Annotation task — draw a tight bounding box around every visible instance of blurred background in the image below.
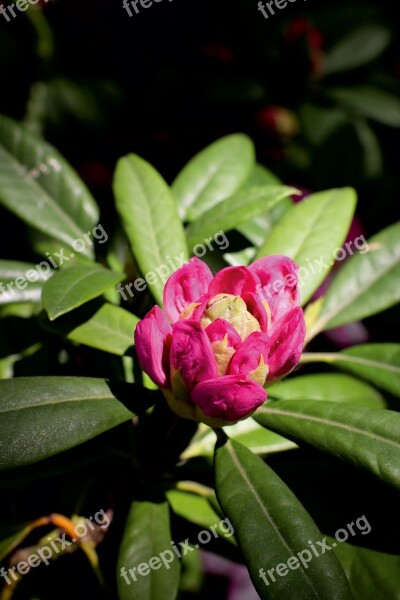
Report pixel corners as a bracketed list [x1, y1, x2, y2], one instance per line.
[0, 0, 399, 597]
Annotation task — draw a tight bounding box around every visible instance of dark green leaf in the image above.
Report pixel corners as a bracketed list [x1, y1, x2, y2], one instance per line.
[329, 537, 400, 600]
[0, 377, 133, 469]
[117, 501, 180, 600]
[328, 87, 400, 127]
[42, 262, 124, 320]
[269, 374, 385, 408]
[300, 344, 400, 398]
[0, 114, 99, 257]
[215, 438, 352, 600]
[255, 400, 400, 489]
[114, 154, 188, 305]
[322, 25, 391, 76]
[309, 222, 400, 335]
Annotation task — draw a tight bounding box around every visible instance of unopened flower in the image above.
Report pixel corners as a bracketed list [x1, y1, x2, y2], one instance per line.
[135, 256, 306, 427]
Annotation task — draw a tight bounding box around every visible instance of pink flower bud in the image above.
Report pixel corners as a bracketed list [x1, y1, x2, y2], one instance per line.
[134, 256, 306, 426]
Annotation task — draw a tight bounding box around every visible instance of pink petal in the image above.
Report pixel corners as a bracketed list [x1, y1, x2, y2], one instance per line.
[249, 255, 300, 326]
[205, 318, 242, 349]
[192, 375, 267, 422]
[170, 320, 217, 389]
[163, 257, 213, 323]
[207, 266, 259, 297]
[134, 306, 171, 387]
[267, 307, 306, 381]
[243, 292, 269, 332]
[229, 331, 270, 377]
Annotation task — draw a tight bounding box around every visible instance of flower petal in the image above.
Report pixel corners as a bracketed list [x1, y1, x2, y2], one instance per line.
[243, 292, 269, 332]
[163, 257, 213, 323]
[250, 255, 300, 327]
[134, 306, 171, 387]
[229, 331, 270, 378]
[170, 320, 217, 389]
[192, 375, 267, 422]
[207, 266, 259, 297]
[205, 318, 242, 349]
[267, 307, 306, 381]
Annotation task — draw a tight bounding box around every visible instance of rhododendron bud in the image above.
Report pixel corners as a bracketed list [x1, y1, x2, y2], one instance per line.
[134, 256, 306, 427]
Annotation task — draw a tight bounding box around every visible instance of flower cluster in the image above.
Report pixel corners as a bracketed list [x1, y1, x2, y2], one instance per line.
[135, 256, 306, 426]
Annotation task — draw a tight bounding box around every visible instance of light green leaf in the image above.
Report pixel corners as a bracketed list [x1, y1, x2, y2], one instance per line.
[113, 154, 188, 305]
[242, 163, 281, 188]
[42, 262, 124, 320]
[269, 373, 386, 408]
[329, 537, 400, 600]
[166, 490, 220, 530]
[117, 501, 180, 600]
[215, 438, 352, 600]
[328, 87, 400, 127]
[186, 186, 297, 248]
[309, 222, 400, 335]
[182, 418, 296, 460]
[237, 198, 293, 248]
[0, 114, 99, 257]
[43, 303, 139, 356]
[0, 260, 49, 305]
[255, 400, 400, 489]
[256, 188, 357, 305]
[323, 25, 391, 76]
[0, 377, 134, 469]
[172, 134, 255, 221]
[300, 344, 400, 398]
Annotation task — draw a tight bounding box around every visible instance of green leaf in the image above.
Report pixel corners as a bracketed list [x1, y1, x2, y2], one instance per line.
[300, 344, 400, 398]
[256, 188, 357, 305]
[329, 537, 400, 600]
[242, 163, 281, 188]
[182, 419, 295, 460]
[269, 374, 386, 408]
[113, 154, 188, 305]
[255, 400, 400, 489]
[166, 490, 221, 530]
[214, 437, 352, 600]
[172, 134, 255, 221]
[328, 87, 400, 127]
[117, 500, 180, 600]
[0, 377, 133, 469]
[0, 260, 49, 305]
[353, 120, 383, 178]
[309, 222, 400, 335]
[42, 262, 124, 320]
[43, 302, 139, 356]
[186, 186, 297, 248]
[322, 25, 391, 76]
[0, 114, 99, 257]
[237, 198, 293, 248]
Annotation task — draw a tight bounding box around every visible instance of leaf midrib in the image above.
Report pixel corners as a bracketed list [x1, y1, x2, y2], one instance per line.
[318, 250, 400, 328]
[226, 442, 321, 597]
[257, 406, 400, 450]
